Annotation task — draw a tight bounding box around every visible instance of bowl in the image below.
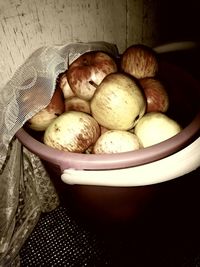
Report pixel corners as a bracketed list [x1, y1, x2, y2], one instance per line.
[15, 52, 200, 224]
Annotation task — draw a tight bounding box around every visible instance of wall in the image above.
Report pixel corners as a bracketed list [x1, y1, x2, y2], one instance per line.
[0, 0, 160, 88]
[1, 0, 199, 88]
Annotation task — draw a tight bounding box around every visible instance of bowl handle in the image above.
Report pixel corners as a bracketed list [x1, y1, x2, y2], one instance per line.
[61, 137, 200, 187]
[154, 41, 199, 53]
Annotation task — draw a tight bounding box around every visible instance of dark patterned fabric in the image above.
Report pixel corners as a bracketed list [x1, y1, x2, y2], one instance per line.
[19, 168, 200, 267]
[19, 206, 109, 267]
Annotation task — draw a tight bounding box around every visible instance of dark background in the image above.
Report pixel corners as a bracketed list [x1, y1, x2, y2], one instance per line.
[156, 0, 200, 44]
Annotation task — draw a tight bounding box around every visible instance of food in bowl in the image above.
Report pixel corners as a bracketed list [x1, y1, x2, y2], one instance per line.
[43, 111, 100, 153]
[120, 44, 159, 79]
[66, 51, 118, 100]
[90, 72, 146, 130]
[92, 130, 141, 154]
[26, 44, 185, 154]
[134, 112, 182, 148]
[26, 87, 65, 131]
[138, 77, 169, 113]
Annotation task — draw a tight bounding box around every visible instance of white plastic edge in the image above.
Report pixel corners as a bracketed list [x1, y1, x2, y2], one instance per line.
[154, 41, 199, 53]
[61, 137, 200, 187]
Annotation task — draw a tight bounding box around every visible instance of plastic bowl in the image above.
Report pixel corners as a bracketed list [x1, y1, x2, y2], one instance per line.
[16, 60, 200, 173]
[16, 54, 200, 223]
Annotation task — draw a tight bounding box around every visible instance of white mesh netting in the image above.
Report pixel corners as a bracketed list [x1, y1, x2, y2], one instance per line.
[0, 41, 119, 166]
[0, 42, 119, 266]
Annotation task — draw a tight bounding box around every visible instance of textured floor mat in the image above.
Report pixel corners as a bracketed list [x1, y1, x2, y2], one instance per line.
[19, 206, 109, 266]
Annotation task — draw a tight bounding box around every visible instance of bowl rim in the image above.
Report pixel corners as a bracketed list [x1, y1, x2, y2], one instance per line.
[15, 60, 200, 172]
[15, 111, 200, 171]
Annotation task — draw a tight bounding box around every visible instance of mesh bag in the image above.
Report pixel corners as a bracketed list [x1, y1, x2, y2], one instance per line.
[0, 41, 119, 266]
[0, 41, 119, 164]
